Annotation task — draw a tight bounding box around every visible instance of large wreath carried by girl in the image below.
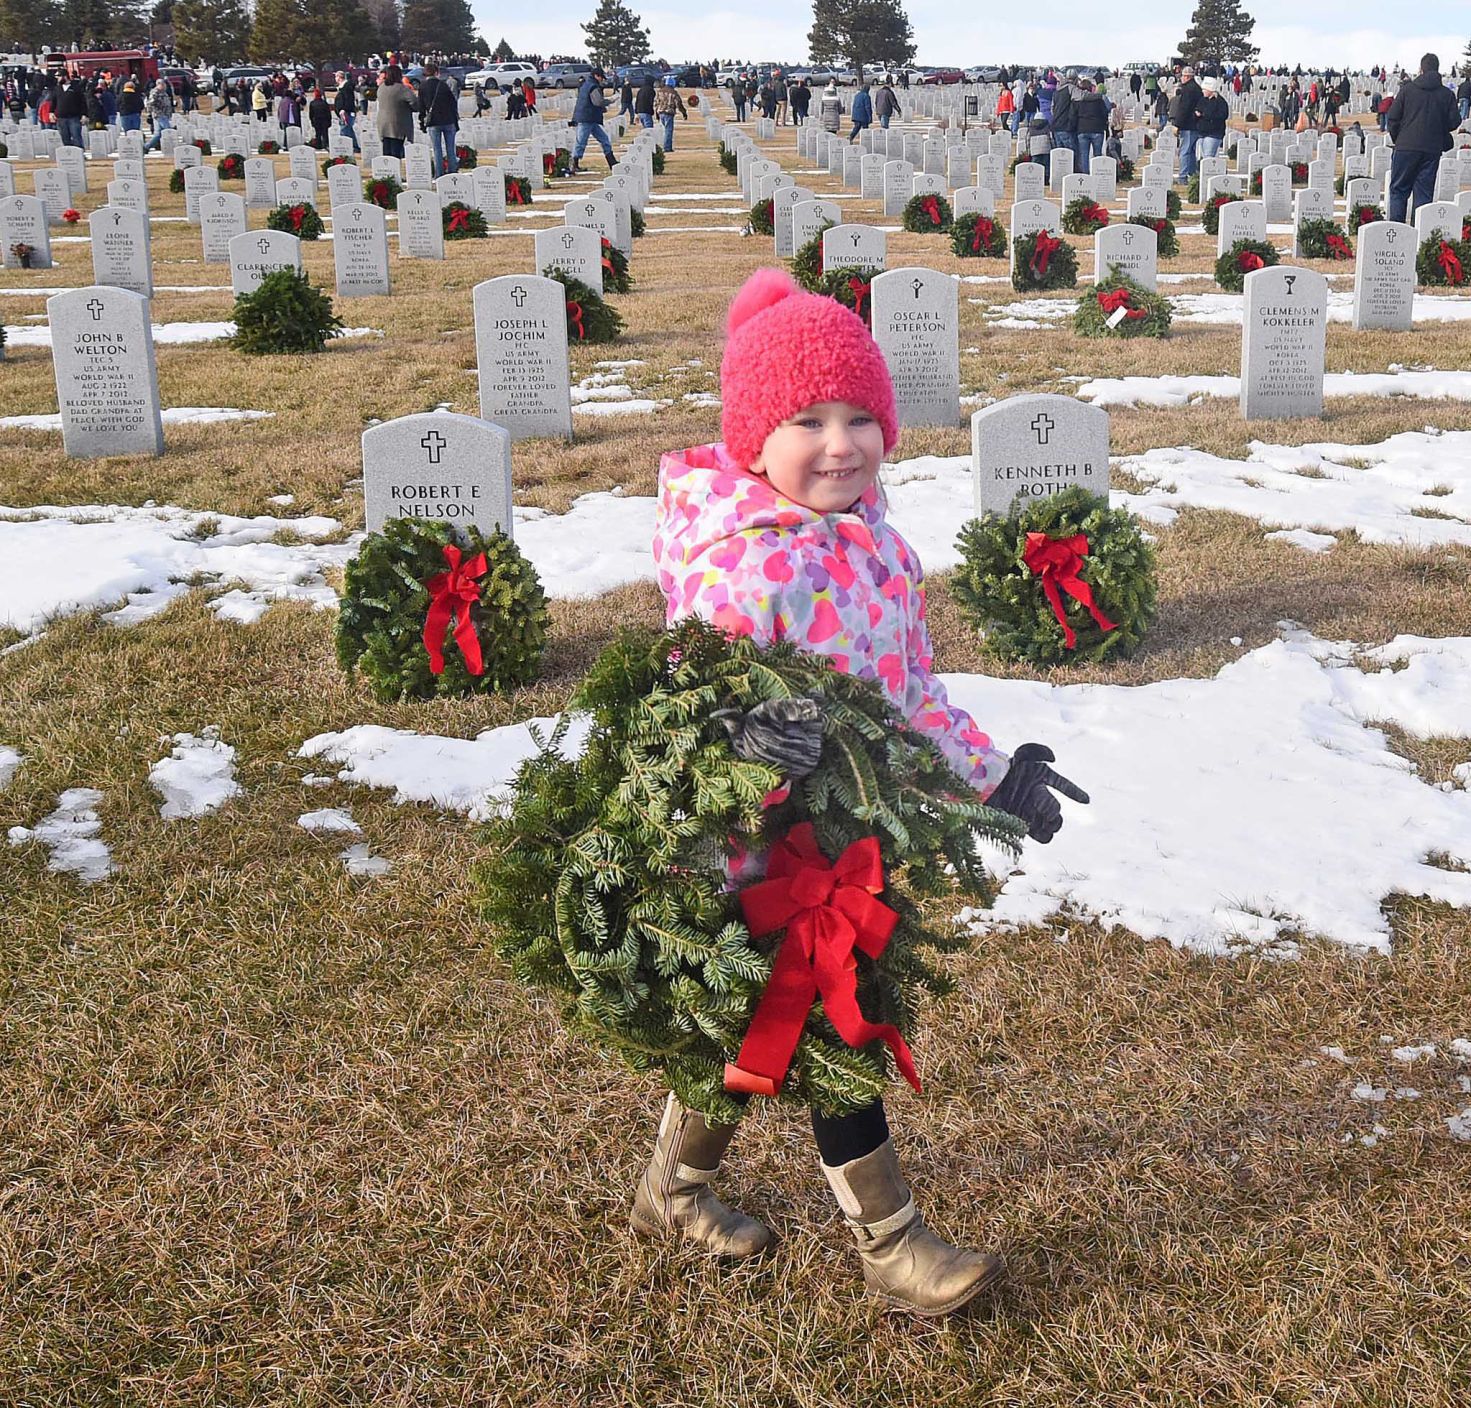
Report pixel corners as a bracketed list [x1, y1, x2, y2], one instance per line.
[477, 619, 1022, 1122]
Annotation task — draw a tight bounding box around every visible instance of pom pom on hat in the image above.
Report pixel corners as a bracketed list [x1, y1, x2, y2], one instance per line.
[720, 267, 899, 471]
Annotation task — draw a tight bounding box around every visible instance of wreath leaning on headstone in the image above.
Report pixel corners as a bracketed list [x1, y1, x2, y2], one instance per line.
[1297, 218, 1353, 261]
[1214, 236, 1280, 292]
[1347, 203, 1383, 235]
[1201, 192, 1238, 236]
[442, 200, 488, 239]
[229, 268, 344, 356]
[901, 191, 952, 233]
[600, 237, 632, 294]
[1011, 228, 1078, 292]
[951, 211, 1007, 258]
[193, 138, 212, 155]
[1116, 155, 1135, 181]
[322, 154, 352, 176]
[454, 143, 478, 169]
[1416, 232, 1471, 288]
[791, 225, 835, 291]
[544, 148, 572, 179]
[1062, 196, 1110, 235]
[257, 139, 280, 155]
[266, 201, 325, 239]
[651, 148, 665, 175]
[631, 208, 646, 238]
[504, 174, 533, 207]
[1129, 214, 1178, 258]
[363, 174, 403, 208]
[1163, 187, 1182, 221]
[818, 265, 875, 327]
[952, 486, 1158, 666]
[717, 141, 738, 175]
[474, 616, 1023, 1124]
[747, 197, 774, 236]
[336, 517, 549, 702]
[168, 168, 186, 193]
[546, 269, 623, 343]
[1073, 270, 1172, 339]
[217, 153, 245, 180]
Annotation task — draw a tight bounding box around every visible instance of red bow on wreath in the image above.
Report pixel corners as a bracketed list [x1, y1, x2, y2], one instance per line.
[447, 206, 470, 232]
[1097, 287, 1146, 320]
[507, 180, 525, 205]
[1325, 233, 1352, 261]
[1085, 202, 1109, 226]
[1356, 206, 1378, 226]
[971, 215, 995, 252]
[543, 152, 555, 174]
[1150, 218, 1167, 233]
[1030, 229, 1062, 278]
[422, 544, 487, 676]
[1238, 250, 1265, 273]
[921, 193, 941, 226]
[847, 275, 871, 320]
[725, 822, 916, 1098]
[1022, 531, 1118, 651]
[288, 204, 306, 231]
[1438, 241, 1464, 285]
[567, 298, 585, 339]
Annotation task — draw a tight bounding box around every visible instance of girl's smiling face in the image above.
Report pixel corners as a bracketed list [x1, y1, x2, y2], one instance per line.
[748, 401, 885, 513]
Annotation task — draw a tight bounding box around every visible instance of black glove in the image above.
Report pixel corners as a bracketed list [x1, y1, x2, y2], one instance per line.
[713, 697, 824, 778]
[985, 743, 1088, 844]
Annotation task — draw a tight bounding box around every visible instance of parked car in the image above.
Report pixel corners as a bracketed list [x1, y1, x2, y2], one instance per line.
[465, 61, 538, 91]
[670, 64, 703, 86]
[615, 64, 662, 86]
[965, 65, 1002, 82]
[920, 67, 963, 85]
[537, 61, 594, 88]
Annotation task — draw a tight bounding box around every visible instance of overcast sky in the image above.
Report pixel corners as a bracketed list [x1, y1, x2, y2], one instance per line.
[471, 1, 1470, 72]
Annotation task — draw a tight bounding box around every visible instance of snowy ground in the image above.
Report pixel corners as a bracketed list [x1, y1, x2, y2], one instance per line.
[295, 627, 1471, 957]
[1079, 368, 1471, 408]
[978, 290, 1471, 329]
[3, 322, 379, 351]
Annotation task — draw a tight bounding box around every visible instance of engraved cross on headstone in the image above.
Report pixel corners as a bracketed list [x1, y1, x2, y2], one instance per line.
[257, 236, 271, 254]
[1031, 412, 1055, 445]
[86, 297, 104, 320]
[421, 429, 447, 464]
[561, 231, 576, 248]
[510, 284, 528, 307]
[911, 277, 924, 298]
[1121, 228, 1135, 244]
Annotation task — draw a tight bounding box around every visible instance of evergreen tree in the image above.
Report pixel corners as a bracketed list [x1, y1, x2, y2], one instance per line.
[582, 0, 649, 67]
[361, 0, 399, 47]
[807, 0, 915, 75]
[1177, 0, 1259, 70]
[493, 35, 514, 61]
[248, 0, 376, 60]
[401, 0, 478, 52]
[0, 0, 60, 48]
[172, 0, 250, 60]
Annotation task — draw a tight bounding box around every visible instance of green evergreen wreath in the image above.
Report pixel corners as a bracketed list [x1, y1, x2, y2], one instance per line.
[322, 154, 352, 176]
[442, 200, 489, 239]
[217, 153, 245, 180]
[548, 269, 624, 343]
[901, 191, 953, 233]
[474, 617, 1022, 1123]
[505, 174, 533, 207]
[651, 147, 665, 175]
[1291, 161, 1309, 185]
[791, 225, 835, 290]
[364, 174, 403, 208]
[266, 201, 325, 239]
[257, 139, 280, 154]
[600, 237, 632, 294]
[1073, 270, 1172, 338]
[1011, 228, 1078, 291]
[168, 168, 185, 193]
[747, 197, 774, 235]
[193, 138, 212, 155]
[953, 487, 1158, 666]
[1214, 236, 1279, 291]
[1202, 192, 1238, 235]
[951, 211, 1007, 257]
[1416, 235, 1471, 288]
[228, 268, 344, 355]
[631, 207, 646, 237]
[543, 148, 572, 179]
[1347, 202, 1383, 235]
[1129, 214, 1178, 257]
[1062, 195, 1110, 234]
[454, 143, 478, 169]
[1164, 187, 1182, 221]
[818, 265, 875, 327]
[1010, 153, 1039, 174]
[1185, 173, 1202, 203]
[1116, 155, 1135, 181]
[1297, 217, 1353, 261]
[717, 141, 738, 175]
[336, 517, 549, 702]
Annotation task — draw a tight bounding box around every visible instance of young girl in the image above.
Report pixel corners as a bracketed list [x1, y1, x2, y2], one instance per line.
[643, 269, 1086, 1316]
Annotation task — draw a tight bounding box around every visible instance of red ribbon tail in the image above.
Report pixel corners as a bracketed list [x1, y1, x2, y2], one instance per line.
[452, 600, 484, 674]
[1038, 574, 1077, 650]
[422, 593, 452, 673]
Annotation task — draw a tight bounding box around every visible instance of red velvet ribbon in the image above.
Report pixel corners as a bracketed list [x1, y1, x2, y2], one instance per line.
[543, 152, 555, 174]
[971, 215, 995, 252]
[1438, 242, 1464, 285]
[846, 275, 870, 320]
[1030, 229, 1061, 278]
[1325, 233, 1352, 261]
[921, 193, 941, 226]
[507, 179, 525, 205]
[287, 204, 306, 231]
[567, 299, 585, 338]
[422, 544, 487, 676]
[1084, 202, 1109, 227]
[447, 206, 469, 232]
[1238, 250, 1265, 273]
[725, 822, 916, 1098]
[1355, 206, 1378, 227]
[1097, 287, 1146, 320]
[1022, 531, 1118, 650]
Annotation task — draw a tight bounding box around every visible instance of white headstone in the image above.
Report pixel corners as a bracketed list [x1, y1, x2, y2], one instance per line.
[1352, 220, 1415, 332]
[1217, 198, 1266, 259]
[333, 201, 391, 298]
[882, 159, 915, 216]
[362, 412, 513, 535]
[229, 228, 303, 295]
[1094, 223, 1157, 291]
[971, 394, 1110, 516]
[244, 157, 276, 209]
[326, 161, 362, 208]
[1240, 265, 1327, 420]
[1414, 200, 1463, 249]
[821, 224, 887, 275]
[791, 198, 841, 252]
[0, 194, 52, 268]
[1009, 199, 1061, 275]
[535, 223, 603, 292]
[396, 188, 445, 259]
[870, 267, 959, 428]
[472, 274, 573, 441]
[88, 205, 151, 295]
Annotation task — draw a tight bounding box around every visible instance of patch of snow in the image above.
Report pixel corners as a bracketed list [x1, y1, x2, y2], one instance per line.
[1390, 1043, 1437, 1063]
[0, 746, 21, 789]
[1351, 1082, 1389, 1102]
[297, 807, 361, 834]
[1319, 1045, 1352, 1063]
[1077, 369, 1471, 408]
[340, 842, 392, 876]
[1452, 1038, 1471, 1059]
[3, 322, 378, 351]
[1447, 1110, 1471, 1140]
[0, 284, 230, 296]
[1265, 529, 1337, 553]
[149, 727, 241, 819]
[7, 787, 114, 882]
[267, 494, 296, 506]
[0, 407, 273, 430]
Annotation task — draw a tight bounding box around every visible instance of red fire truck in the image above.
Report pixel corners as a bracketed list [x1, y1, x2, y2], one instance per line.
[44, 49, 161, 84]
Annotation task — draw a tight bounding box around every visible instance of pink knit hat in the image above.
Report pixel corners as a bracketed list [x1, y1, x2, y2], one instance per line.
[720, 268, 898, 470]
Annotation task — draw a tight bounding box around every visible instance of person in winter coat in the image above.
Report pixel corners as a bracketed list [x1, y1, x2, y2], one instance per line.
[54, 76, 86, 148]
[417, 64, 460, 176]
[1026, 116, 1052, 178]
[334, 74, 360, 151]
[1387, 53, 1460, 222]
[732, 76, 747, 120]
[1194, 76, 1229, 159]
[570, 68, 615, 172]
[634, 73, 656, 127]
[307, 89, 332, 147]
[1038, 75, 1056, 125]
[790, 79, 809, 124]
[1021, 80, 1040, 126]
[252, 81, 269, 121]
[142, 79, 173, 152]
[773, 75, 788, 124]
[875, 80, 900, 129]
[1458, 73, 1471, 124]
[374, 65, 416, 158]
[521, 76, 536, 115]
[994, 81, 1013, 129]
[1168, 66, 1203, 180]
[1071, 79, 1107, 173]
[117, 79, 143, 133]
[276, 88, 300, 140]
[618, 78, 633, 119]
[654, 76, 686, 152]
[643, 266, 1085, 1317]
[819, 81, 842, 134]
[848, 81, 873, 141]
[1049, 77, 1075, 162]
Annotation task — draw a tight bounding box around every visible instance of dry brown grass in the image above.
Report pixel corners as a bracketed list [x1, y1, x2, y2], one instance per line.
[2, 110, 1471, 1407]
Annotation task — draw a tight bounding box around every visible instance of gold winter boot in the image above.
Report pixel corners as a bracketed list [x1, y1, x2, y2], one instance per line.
[821, 1139, 1005, 1316]
[629, 1093, 774, 1258]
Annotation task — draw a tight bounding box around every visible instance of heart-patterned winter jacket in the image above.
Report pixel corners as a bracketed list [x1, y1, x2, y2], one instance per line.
[652, 442, 1010, 799]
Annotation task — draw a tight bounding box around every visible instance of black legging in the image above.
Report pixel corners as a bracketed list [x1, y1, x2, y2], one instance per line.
[730, 1093, 890, 1164]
